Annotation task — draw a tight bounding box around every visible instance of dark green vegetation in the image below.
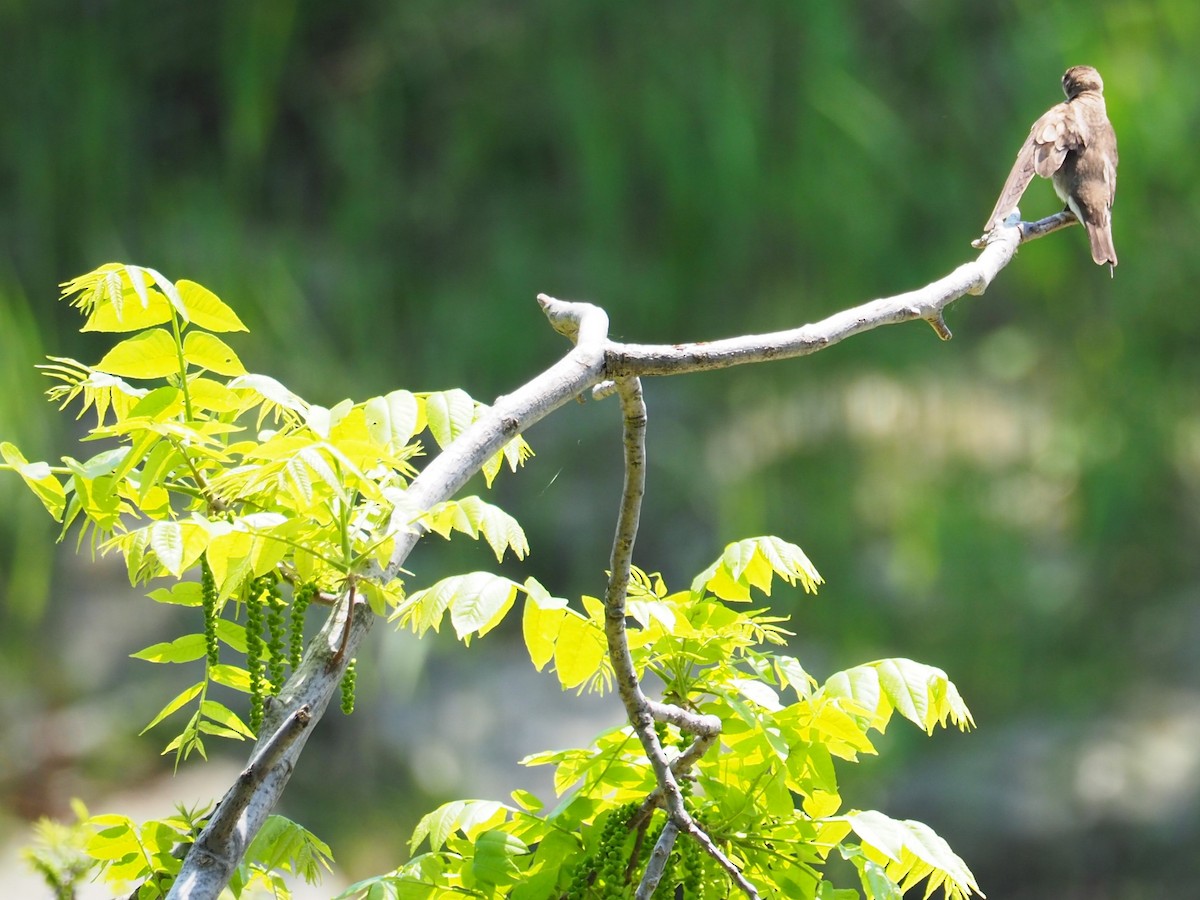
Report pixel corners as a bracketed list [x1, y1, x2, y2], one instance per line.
[1, 3, 1197, 897]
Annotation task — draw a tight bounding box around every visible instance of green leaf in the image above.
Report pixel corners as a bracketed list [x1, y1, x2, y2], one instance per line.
[214, 619, 248, 653]
[200, 700, 255, 739]
[140, 267, 188, 322]
[447, 573, 520, 642]
[245, 815, 334, 884]
[552, 609, 607, 691]
[364, 390, 422, 451]
[95, 329, 180, 379]
[410, 800, 508, 854]
[138, 440, 185, 504]
[842, 810, 982, 900]
[209, 663, 252, 692]
[509, 789, 543, 812]
[139, 681, 204, 733]
[136, 520, 210, 580]
[472, 829, 528, 885]
[149, 521, 185, 577]
[522, 583, 568, 671]
[147, 582, 204, 607]
[176, 280, 247, 332]
[394, 572, 521, 643]
[188, 377, 242, 413]
[82, 288, 172, 333]
[182, 332, 247, 376]
[226, 373, 309, 419]
[821, 659, 974, 735]
[1, 442, 66, 520]
[691, 536, 823, 601]
[424, 388, 476, 449]
[131, 634, 207, 664]
[421, 496, 529, 562]
[85, 815, 141, 861]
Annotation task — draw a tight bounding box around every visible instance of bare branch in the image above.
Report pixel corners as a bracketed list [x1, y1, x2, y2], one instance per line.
[600, 378, 678, 796]
[636, 820, 680, 900]
[683, 818, 763, 898]
[203, 706, 311, 851]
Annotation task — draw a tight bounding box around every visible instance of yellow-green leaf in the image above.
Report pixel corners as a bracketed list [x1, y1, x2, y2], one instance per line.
[188, 377, 242, 413]
[200, 699, 255, 738]
[146, 582, 203, 607]
[522, 581, 568, 671]
[842, 810, 981, 900]
[424, 388, 476, 449]
[139, 681, 204, 733]
[210, 663, 252, 692]
[552, 611, 606, 690]
[364, 390, 422, 451]
[82, 288, 173, 333]
[692, 536, 823, 601]
[96, 329, 180, 379]
[149, 521, 185, 576]
[183, 332, 246, 376]
[447, 572, 520, 642]
[0, 442, 66, 520]
[177, 279, 247, 332]
[131, 633, 207, 664]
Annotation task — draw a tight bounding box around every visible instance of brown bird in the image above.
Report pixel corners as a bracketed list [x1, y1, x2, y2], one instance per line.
[984, 65, 1119, 275]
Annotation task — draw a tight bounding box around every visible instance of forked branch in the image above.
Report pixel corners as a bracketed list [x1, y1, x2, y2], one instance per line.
[171, 214, 1062, 899]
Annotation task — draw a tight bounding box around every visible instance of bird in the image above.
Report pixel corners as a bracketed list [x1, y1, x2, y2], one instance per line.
[983, 65, 1118, 275]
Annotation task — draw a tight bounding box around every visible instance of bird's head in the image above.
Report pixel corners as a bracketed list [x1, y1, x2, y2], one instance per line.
[1062, 65, 1104, 99]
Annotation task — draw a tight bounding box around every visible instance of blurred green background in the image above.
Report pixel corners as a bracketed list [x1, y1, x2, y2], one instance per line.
[2, 2, 1198, 897]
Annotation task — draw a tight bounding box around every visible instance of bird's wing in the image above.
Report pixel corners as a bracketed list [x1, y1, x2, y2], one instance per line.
[983, 101, 1086, 230]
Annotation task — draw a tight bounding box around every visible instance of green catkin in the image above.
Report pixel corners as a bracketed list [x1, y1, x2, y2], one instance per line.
[288, 583, 315, 671]
[564, 802, 637, 899]
[265, 579, 286, 693]
[245, 580, 266, 733]
[340, 658, 357, 715]
[200, 557, 219, 667]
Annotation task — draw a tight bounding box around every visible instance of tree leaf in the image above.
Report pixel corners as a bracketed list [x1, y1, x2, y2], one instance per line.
[472, 829, 528, 885]
[364, 390, 422, 451]
[0, 442, 66, 520]
[131, 633, 208, 664]
[691, 536, 823, 601]
[182, 332, 247, 376]
[95, 329, 180, 379]
[209, 663, 252, 693]
[424, 388, 476, 449]
[200, 700, 255, 739]
[147, 582, 204, 607]
[176, 279, 247, 332]
[553, 610, 607, 690]
[842, 810, 982, 900]
[410, 800, 508, 854]
[447, 572, 520, 642]
[82, 288, 173, 333]
[139, 681, 204, 733]
[421, 496, 529, 562]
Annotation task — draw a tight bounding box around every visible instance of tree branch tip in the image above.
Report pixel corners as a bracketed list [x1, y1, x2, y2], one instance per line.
[925, 314, 953, 341]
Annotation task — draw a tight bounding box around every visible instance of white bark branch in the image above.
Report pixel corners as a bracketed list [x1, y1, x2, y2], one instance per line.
[170, 215, 1049, 898]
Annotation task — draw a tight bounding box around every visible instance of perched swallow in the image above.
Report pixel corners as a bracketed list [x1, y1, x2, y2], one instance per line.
[984, 65, 1118, 274]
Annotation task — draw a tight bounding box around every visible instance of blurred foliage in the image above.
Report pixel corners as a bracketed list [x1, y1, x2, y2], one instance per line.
[2, 1, 1198, 897]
